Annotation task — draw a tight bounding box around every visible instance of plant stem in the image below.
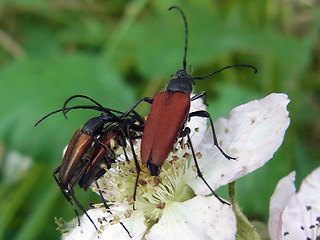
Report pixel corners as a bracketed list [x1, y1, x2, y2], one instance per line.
[229, 181, 261, 240]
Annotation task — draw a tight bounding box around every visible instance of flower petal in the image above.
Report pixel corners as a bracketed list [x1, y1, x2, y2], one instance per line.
[145, 195, 236, 240]
[268, 171, 296, 240]
[63, 206, 147, 240]
[295, 166, 320, 221]
[281, 167, 320, 239]
[189, 93, 290, 194]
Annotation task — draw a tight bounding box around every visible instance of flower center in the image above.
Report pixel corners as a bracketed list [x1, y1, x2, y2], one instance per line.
[94, 137, 198, 224]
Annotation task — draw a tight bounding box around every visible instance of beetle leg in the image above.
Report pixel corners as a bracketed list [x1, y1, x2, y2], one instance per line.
[190, 91, 207, 102]
[128, 123, 145, 134]
[188, 110, 237, 161]
[94, 181, 111, 212]
[53, 167, 81, 227]
[65, 164, 100, 229]
[98, 141, 114, 159]
[179, 126, 191, 138]
[186, 134, 230, 205]
[54, 165, 99, 231]
[122, 144, 131, 163]
[93, 137, 116, 161]
[123, 97, 154, 117]
[69, 190, 99, 231]
[95, 181, 132, 238]
[125, 125, 141, 210]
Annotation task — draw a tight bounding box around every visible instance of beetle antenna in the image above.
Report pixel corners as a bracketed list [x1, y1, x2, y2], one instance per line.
[169, 6, 188, 71]
[62, 95, 142, 121]
[193, 64, 257, 80]
[34, 104, 142, 127]
[62, 95, 109, 118]
[34, 105, 123, 127]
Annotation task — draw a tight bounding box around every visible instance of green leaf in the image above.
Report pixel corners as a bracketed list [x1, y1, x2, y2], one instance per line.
[0, 53, 136, 162]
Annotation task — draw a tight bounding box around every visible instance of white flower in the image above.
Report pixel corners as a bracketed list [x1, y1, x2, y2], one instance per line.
[269, 167, 320, 240]
[63, 93, 290, 240]
[2, 151, 33, 183]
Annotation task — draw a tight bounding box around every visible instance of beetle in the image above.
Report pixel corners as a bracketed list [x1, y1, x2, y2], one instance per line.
[35, 95, 144, 234]
[53, 114, 142, 234]
[125, 6, 257, 204]
[58, 95, 145, 202]
[78, 117, 144, 192]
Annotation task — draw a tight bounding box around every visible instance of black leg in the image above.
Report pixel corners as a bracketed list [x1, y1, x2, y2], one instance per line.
[188, 110, 236, 160]
[53, 167, 81, 226]
[190, 91, 206, 102]
[186, 134, 230, 205]
[123, 97, 153, 117]
[53, 166, 99, 231]
[95, 181, 132, 238]
[70, 191, 99, 231]
[126, 125, 141, 210]
[95, 181, 112, 212]
[129, 139, 141, 210]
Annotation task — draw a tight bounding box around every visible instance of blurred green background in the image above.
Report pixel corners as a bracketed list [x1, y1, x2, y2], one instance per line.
[0, 0, 319, 239]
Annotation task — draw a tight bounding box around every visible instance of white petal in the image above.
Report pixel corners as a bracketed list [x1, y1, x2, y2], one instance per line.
[268, 171, 296, 240]
[296, 166, 320, 219]
[281, 167, 320, 239]
[187, 94, 208, 149]
[145, 196, 236, 240]
[281, 196, 306, 239]
[189, 93, 290, 193]
[63, 206, 147, 240]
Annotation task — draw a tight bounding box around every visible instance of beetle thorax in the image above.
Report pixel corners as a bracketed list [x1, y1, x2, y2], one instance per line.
[166, 70, 194, 95]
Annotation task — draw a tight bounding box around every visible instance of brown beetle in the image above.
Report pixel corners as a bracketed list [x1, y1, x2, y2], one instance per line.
[36, 96, 144, 234]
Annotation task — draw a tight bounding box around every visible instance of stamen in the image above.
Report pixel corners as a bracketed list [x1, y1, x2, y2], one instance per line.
[91, 126, 202, 230]
[283, 206, 320, 240]
[301, 205, 320, 240]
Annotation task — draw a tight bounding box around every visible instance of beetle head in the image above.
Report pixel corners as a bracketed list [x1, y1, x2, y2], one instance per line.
[82, 114, 116, 135]
[166, 69, 194, 95]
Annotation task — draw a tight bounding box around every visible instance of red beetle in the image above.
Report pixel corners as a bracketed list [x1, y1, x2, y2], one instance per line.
[126, 6, 257, 203]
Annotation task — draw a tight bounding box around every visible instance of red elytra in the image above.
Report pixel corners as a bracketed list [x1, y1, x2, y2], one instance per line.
[141, 91, 190, 171]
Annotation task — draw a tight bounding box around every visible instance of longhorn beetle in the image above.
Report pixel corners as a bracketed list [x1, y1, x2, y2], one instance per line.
[125, 6, 257, 204]
[35, 95, 144, 235]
